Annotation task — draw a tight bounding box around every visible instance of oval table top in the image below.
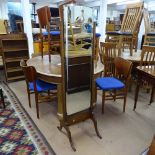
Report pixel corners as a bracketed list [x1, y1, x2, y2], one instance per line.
[27, 55, 104, 81]
[121, 51, 141, 62]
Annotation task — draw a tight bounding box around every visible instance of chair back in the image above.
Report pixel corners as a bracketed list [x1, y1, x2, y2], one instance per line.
[140, 45, 155, 67]
[20, 60, 37, 83]
[37, 6, 51, 60]
[143, 9, 151, 34]
[100, 42, 118, 76]
[37, 6, 51, 29]
[114, 57, 132, 85]
[121, 2, 143, 34]
[15, 20, 24, 33]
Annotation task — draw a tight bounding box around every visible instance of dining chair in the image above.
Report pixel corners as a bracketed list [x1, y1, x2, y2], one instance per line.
[96, 57, 132, 114]
[143, 9, 155, 46]
[106, 2, 143, 56]
[20, 60, 57, 119]
[99, 42, 118, 76]
[37, 6, 60, 61]
[140, 45, 155, 104]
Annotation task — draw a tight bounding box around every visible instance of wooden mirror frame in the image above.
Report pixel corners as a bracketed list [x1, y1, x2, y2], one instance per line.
[58, 1, 102, 151]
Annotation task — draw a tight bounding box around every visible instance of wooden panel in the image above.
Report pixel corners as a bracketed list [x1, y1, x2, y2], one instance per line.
[67, 56, 91, 93]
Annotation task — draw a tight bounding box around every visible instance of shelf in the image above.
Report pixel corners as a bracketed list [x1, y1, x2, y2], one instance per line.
[7, 67, 22, 73]
[2, 38, 27, 41]
[1, 34, 29, 82]
[3, 48, 28, 52]
[5, 57, 29, 63]
[7, 75, 25, 81]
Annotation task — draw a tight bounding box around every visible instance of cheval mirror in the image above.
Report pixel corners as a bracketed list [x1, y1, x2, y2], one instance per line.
[58, 1, 102, 151]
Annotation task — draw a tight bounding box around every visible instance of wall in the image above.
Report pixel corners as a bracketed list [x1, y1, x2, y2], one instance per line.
[0, 0, 8, 19]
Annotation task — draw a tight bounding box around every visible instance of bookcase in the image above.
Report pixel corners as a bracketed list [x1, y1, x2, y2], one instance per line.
[0, 34, 29, 82]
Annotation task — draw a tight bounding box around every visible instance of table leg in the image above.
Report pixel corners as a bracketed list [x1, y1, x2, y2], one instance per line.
[149, 86, 154, 105]
[134, 79, 141, 110]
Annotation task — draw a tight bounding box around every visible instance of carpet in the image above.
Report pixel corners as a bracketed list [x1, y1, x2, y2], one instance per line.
[0, 82, 55, 155]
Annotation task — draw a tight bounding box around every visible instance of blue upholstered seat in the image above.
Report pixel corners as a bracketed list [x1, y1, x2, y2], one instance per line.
[96, 77, 125, 91]
[43, 31, 60, 36]
[29, 80, 56, 92]
[147, 32, 155, 36]
[96, 33, 101, 38]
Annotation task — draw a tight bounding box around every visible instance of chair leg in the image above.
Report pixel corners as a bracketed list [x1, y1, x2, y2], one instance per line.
[48, 90, 50, 96]
[123, 95, 127, 112]
[113, 90, 116, 101]
[130, 42, 133, 56]
[102, 91, 105, 114]
[149, 87, 154, 105]
[35, 92, 39, 119]
[27, 90, 31, 108]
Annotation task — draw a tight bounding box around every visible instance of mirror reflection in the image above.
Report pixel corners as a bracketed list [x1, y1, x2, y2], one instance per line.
[64, 5, 94, 114]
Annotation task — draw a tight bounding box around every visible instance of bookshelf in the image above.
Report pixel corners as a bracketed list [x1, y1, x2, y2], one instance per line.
[0, 34, 29, 82]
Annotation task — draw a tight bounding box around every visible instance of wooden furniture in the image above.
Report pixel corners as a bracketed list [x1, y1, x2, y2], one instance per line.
[96, 57, 132, 113]
[106, 23, 115, 32]
[134, 65, 155, 110]
[68, 17, 91, 50]
[0, 19, 7, 34]
[100, 42, 118, 76]
[37, 6, 60, 61]
[143, 9, 155, 46]
[20, 59, 57, 119]
[94, 33, 101, 61]
[15, 20, 24, 33]
[0, 34, 29, 82]
[106, 2, 143, 56]
[67, 55, 91, 93]
[147, 135, 155, 155]
[0, 89, 5, 108]
[134, 46, 155, 110]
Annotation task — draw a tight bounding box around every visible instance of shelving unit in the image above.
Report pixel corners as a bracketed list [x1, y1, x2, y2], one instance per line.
[0, 34, 29, 82]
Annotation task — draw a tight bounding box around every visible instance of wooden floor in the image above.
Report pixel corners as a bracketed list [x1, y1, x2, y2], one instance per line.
[8, 80, 155, 155]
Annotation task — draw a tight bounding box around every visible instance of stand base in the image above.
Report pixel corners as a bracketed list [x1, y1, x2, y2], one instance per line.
[58, 108, 102, 151]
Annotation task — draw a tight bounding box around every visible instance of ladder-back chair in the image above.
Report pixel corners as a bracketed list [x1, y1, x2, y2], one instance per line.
[106, 2, 144, 56]
[100, 42, 118, 76]
[143, 9, 155, 46]
[140, 45, 155, 104]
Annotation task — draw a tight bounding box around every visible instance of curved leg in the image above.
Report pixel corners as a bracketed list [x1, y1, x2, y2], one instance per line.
[57, 123, 63, 131]
[91, 114, 102, 139]
[57, 122, 76, 151]
[63, 125, 76, 152]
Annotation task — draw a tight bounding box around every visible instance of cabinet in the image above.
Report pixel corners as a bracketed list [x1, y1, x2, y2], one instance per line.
[1, 34, 29, 82]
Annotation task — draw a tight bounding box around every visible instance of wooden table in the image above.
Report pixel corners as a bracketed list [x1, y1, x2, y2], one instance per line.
[27, 55, 104, 119]
[121, 51, 141, 62]
[134, 66, 155, 110]
[121, 51, 142, 78]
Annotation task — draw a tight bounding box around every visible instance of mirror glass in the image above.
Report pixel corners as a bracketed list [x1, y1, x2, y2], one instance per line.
[63, 5, 94, 115]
